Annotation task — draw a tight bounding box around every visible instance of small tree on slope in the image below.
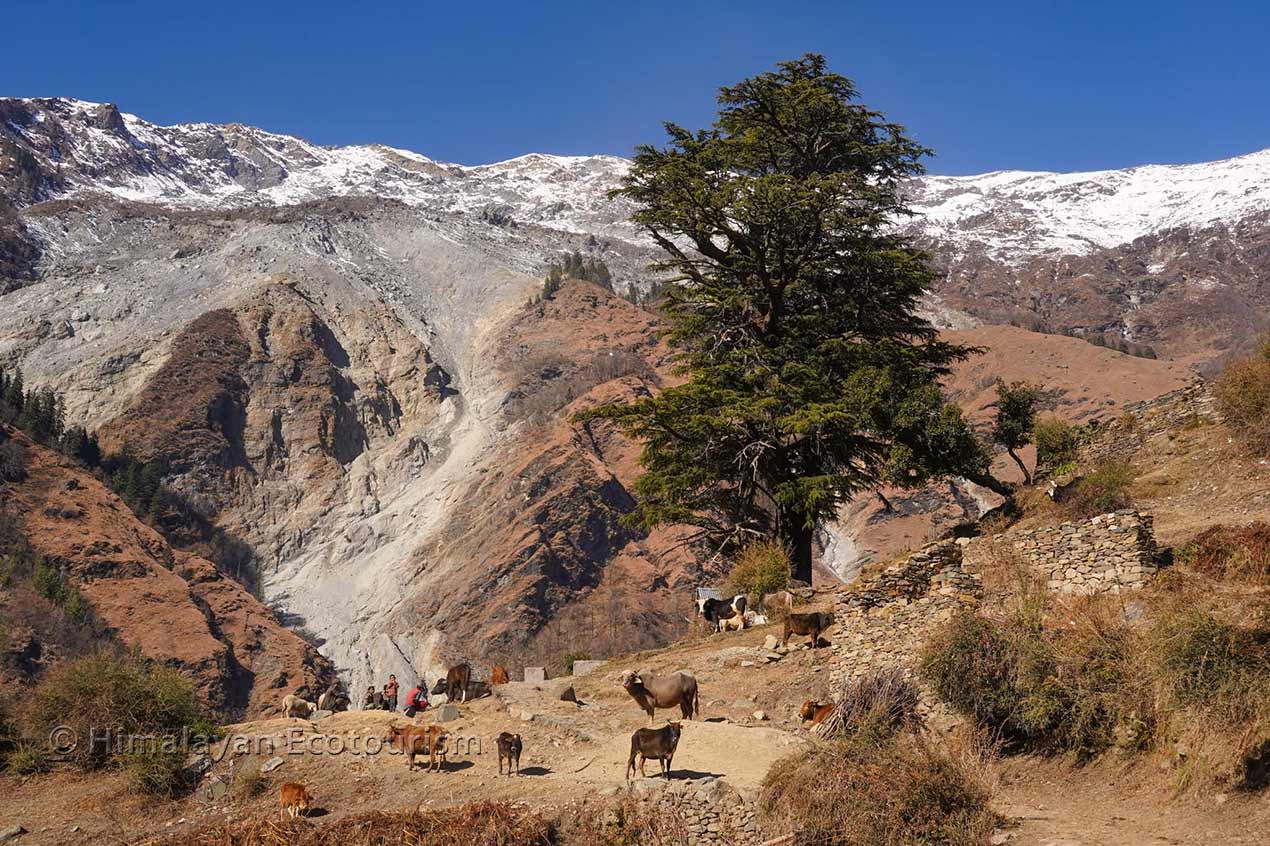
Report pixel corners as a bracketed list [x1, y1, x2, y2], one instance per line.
[579, 54, 992, 582]
[992, 380, 1040, 485]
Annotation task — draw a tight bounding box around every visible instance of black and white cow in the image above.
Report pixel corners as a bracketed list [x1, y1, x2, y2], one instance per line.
[696, 594, 747, 632]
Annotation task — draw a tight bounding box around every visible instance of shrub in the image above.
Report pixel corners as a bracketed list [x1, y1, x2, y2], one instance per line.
[828, 667, 922, 741]
[1150, 607, 1270, 720]
[759, 731, 998, 846]
[4, 742, 44, 775]
[1033, 416, 1079, 471]
[1215, 336, 1270, 455]
[1178, 523, 1270, 584]
[920, 599, 1149, 758]
[21, 651, 207, 794]
[1062, 460, 1135, 519]
[727, 539, 790, 599]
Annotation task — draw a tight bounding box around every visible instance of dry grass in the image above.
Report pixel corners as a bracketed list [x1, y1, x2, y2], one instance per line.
[132, 803, 555, 846]
[1214, 336, 1270, 456]
[1178, 523, 1270, 584]
[759, 731, 999, 846]
[921, 568, 1270, 791]
[819, 667, 922, 741]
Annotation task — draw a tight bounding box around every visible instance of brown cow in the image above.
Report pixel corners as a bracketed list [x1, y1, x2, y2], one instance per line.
[496, 731, 522, 775]
[491, 665, 510, 686]
[799, 699, 835, 727]
[446, 663, 471, 702]
[783, 611, 834, 648]
[626, 722, 682, 779]
[279, 782, 312, 819]
[387, 723, 448, 772]
[620, 670, 699, 724]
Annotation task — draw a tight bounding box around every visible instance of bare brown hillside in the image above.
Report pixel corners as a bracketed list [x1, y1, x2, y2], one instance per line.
[0, 427, 334, 717]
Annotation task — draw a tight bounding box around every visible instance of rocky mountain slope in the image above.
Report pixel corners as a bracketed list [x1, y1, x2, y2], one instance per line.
[2, 96, 1266, 695]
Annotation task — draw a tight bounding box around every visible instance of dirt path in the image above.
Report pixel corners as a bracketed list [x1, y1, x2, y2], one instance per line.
[992, 757, 1270, 846]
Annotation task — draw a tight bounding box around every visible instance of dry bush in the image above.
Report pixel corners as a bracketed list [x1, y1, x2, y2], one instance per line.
[919, 593, 1150, 759]
[563, 796, 690, 846]
[1178, 523, 1270, 584]
[133, 803, 555, 846]
[726, 539, 790, 599]
[20, 651, 213, 795]
[923, 570, 1270, 789]
[1061, 460, 1135, 519]
[823, 667, 922, 741]
[759, 731, 998, 846]
[1215, 336, 1270, 455]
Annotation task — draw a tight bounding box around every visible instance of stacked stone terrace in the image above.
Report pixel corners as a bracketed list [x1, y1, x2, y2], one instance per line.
[827, 539, 981, 697]
[1003, 510, 1159, 595]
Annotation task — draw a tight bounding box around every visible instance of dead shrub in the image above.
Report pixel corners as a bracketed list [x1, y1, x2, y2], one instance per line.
[759, 731, 998, 846]
[824, 667, 922, 740]
[133, 803, 555, 846]
[1215, 336, 1270, 455]
[1177, 523, 1270, 584]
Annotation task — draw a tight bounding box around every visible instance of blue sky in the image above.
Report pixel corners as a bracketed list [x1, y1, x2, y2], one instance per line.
[4, 1, 1270, 174]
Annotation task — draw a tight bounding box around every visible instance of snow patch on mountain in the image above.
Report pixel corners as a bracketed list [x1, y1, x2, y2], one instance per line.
[7, 97, 1270, 262]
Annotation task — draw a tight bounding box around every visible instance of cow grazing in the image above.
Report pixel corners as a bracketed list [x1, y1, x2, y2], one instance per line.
[697, 594, 747, 632]
[491, 665, 510, 686]
[280, 694, 316, 719]
[496, 731, 522, 775]
[783, 611, 835, 648]
[279, 782, 312, 819]
[446, 663, 472, 702]
[387, 723, 448, 772]
[799, 699, 835, 727]
[626, 722, 682, 779]
[621, 670, 699, 724]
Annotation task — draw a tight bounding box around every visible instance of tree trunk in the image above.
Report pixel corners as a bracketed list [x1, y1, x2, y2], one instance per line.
[1006, 447, 1032, 486]
[964, 471, 1014, 498]
[784, 518, 814, 585]
[876, 490, 895, 513]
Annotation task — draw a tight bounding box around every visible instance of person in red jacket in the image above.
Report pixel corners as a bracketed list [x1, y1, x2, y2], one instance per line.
[403, 683, 429, 717]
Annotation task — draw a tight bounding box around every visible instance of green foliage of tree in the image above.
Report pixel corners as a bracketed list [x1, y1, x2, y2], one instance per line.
[992, 380, 1041, 485]
[580, 55, 989, 581]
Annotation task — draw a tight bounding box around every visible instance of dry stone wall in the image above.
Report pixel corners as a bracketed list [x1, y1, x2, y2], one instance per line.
[613, 775, 763, 845]
[997, 510, 1159, 595]
[826, 540, 981, 701]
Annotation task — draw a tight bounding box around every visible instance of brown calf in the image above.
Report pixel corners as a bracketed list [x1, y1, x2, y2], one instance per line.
[799, 699, 835, 727]
[783, 611, 834, 648]
[388, 723, 449, 772]
[626, 722, 682, 779]
[496, 731, 522, 775]
[491, 665, 510, 686]
[279, 782, 311, 819]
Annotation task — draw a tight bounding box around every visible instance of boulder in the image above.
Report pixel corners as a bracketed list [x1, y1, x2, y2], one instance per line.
[436, 703, 462, 722]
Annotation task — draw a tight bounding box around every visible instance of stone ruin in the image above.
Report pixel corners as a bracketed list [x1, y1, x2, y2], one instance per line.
[980, 509, 1160, 595]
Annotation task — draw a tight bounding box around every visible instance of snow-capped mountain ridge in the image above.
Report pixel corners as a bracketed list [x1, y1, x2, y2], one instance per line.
[5, 96, 1270, 260]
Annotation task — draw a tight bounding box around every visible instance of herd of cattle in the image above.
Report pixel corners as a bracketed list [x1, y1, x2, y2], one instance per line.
[271, 594, 838, 817]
